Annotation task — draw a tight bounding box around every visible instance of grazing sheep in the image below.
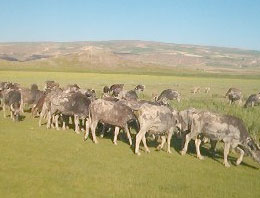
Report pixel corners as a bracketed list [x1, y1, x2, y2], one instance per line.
[156, 89, 181, 105]
[244, 93, 260, 108]
[179, 110, 260, 167]
[86, 99, 138, 145]
[191, 87, 200, 94]
[225, 88, 243, 105]
[135, 103, 180, 155]
[3, 89, 21, 121]
[204, 87, 210, 94]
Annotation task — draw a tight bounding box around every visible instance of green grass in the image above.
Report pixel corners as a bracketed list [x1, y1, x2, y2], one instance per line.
[0, 70, 260, 198]
[1, 60, 260, 79]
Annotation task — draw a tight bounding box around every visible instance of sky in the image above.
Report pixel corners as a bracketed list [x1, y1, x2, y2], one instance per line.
[0, 0, 260, 50]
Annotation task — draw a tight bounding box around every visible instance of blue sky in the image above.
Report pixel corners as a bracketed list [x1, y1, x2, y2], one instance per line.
[0, 0, 260, 50]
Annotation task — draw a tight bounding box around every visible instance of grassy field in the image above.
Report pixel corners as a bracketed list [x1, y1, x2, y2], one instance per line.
[0, 70, 260, 198]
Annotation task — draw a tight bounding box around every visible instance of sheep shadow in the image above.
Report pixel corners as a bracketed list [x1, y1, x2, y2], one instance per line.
[129, 133, 259, 169]
[19, 115, 26, 121]
[176, 139, 259, 169]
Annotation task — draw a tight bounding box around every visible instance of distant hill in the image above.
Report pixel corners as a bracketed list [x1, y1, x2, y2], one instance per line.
[0, 40, 260, 74]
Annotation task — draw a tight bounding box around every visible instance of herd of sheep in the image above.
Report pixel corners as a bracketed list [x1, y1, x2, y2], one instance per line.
[0, 80, 260, 168]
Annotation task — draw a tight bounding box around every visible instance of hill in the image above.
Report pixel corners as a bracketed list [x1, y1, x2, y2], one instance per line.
[0, 41, 260, 74]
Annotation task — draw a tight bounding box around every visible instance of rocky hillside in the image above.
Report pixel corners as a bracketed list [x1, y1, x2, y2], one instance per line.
[0, 41, 260, 72]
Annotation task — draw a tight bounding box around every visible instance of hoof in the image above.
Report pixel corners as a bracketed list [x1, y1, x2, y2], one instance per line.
[197, 155, 204, 160]
[93, 140, 99, 144]
[113, 142, 118, 145]
[135, 152, 141, 156]
[75, 131, 80, 134]
[156, 146, 162, 151]
[236, 160, 242, 166]
[224, 162, 231, 168]
[145, 149, 150, 153]
[167, 150, 172, 154]
[180, 150, 186, 156]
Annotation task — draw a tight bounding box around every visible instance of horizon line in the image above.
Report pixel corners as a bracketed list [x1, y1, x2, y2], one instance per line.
[0, 39, 259, 52]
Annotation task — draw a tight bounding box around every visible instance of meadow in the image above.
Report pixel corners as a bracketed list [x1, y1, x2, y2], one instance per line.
[0, 70, 260, 198]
